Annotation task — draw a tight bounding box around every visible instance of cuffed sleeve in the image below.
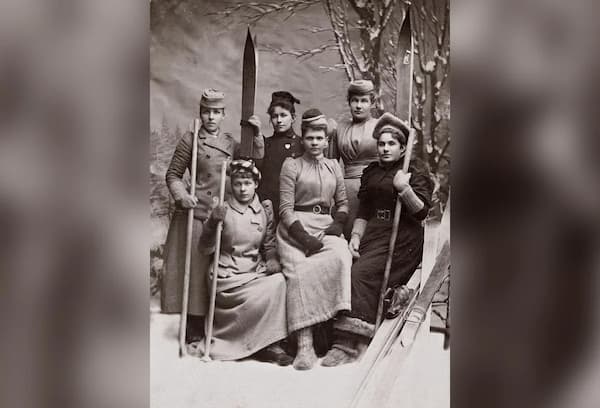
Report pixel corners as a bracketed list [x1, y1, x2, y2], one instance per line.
[279, 158, 299, 228]
[351, 218, 368, 239]
[260, 200, 278, 261]
[332, 160, 349, 213]
[233, 132, 265, 160]
[252, 133, 265, 159]
[399, 187, 425, 214]
[407, 160, 435, 221]
[165, 132, 193, 201]
[199, 220, 216, 255]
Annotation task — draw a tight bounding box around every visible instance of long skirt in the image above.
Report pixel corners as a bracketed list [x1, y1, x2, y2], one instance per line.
[343, 177, 361, 239]
[160, 211, 210, 316]
[341, 218, 424, 330]
[189, 273, 288, 360]
[277, 211, 352, 333]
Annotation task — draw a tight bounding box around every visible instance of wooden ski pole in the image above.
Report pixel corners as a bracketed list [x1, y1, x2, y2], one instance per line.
[178, 118, 200, 357]
[374, 129, 415, 331]
[202, 160, 228, 362]
[374, 28, 416, 330]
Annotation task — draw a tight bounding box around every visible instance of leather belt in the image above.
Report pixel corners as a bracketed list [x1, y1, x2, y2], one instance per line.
[294, 204, 331, 215]
[375, 209, 392, 221]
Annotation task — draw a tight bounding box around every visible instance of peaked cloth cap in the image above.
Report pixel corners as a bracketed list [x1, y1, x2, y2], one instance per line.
[229, 159, 262, 182]
[348, 79, 375, 94]
[373, 112, 410, 144]
[200, 88, 226, 109]
[301, 108, 328, 129]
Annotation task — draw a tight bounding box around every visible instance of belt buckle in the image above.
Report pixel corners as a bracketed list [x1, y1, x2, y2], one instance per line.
[313, 204, 322, 214]
[377, 209, 391, 221]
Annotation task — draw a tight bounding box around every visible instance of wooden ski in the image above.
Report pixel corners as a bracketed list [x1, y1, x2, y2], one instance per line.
[240, 27, 257, 158]
[348, 211, 447, 408]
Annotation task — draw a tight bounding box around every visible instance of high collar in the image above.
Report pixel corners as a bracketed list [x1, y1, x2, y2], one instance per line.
[378, 156, 405, 171]
[199, 127, 220, 139]
[302, 151, 325, 163]
[351, 115, 374, 125]
[272, 128, 297, 139]
[228, 194, 262, 215]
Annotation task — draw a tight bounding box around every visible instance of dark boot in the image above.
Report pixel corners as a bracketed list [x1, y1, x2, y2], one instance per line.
[253, 342, 294, 366]
[185, 314, 205, 344]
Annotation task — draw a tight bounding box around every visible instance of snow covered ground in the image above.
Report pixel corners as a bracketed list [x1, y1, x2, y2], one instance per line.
[150, 302, 449, 408]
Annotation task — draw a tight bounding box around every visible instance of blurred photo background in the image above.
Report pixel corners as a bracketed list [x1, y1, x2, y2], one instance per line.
[0, 0, 598, 407]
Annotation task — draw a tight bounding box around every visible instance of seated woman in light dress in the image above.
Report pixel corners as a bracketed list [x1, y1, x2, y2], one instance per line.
[188, 160, 291, 365]
[277, 108, 353, 370]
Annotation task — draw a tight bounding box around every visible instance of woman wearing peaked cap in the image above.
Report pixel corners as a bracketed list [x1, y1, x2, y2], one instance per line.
[277, 108, 352, 370]
[327, 80, 380, 239]
[255, 91, 304, 222]
[186, 160, 292, 365]
[321, 112, 434, 367]
[161, 89, 265, 343]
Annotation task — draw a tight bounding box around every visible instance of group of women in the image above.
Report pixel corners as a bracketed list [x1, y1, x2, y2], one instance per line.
[160, 83, 434, 370]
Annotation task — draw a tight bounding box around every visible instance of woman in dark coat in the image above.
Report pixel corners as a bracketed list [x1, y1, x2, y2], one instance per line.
[321, 112, 434, 366]
[160, 89, 264, 343]
[255, 91, 304, 222]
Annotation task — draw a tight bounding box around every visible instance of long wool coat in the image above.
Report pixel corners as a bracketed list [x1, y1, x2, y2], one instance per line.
[160, 128, 264, 315]
[188, 197, 287, 360]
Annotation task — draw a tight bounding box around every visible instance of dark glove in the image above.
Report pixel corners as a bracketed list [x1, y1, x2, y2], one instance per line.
[324, 211, 348, 237]
[206, 204, 227, 229]
[288, 220, 323, 256]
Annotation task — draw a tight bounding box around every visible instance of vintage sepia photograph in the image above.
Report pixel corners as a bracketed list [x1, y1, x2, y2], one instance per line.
[150, 1, 450, 406]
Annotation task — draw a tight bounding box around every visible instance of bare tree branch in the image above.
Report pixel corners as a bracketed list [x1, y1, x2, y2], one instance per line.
[208, 0, 322, 23]
[259, 42, 339, 59]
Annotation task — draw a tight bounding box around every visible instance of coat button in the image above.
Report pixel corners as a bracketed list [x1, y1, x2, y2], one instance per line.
[257, 226, 263, 232]
[206, 154, 211, 159]
[207, 191, 212, 196]
[251, 255, 258, 262]
[207, 173, 211, 178]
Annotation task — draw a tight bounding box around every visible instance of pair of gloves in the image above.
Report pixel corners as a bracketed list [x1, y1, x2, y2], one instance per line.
[204, 204, 281, 274]
[288, 211, 348, 256]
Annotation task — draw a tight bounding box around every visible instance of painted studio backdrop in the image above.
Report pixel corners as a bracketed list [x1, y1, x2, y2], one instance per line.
[150, 1, 450, 406]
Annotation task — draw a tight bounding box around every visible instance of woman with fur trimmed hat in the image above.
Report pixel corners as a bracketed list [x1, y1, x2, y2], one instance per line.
[327, 79, 380, 239]
[186, 160, 291, 364]
[321, 112, 434, 367]
[277, 108, 352, 370]
[255, 91, 304, 222]
[161, 89, 265, 343]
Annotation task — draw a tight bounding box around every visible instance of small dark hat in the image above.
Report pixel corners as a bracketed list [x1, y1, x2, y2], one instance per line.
[348, 80, 375, 94]
[271, 91, 300, 105]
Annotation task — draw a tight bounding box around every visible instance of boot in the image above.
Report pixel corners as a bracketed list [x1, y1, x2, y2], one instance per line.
[253, 342, 294, 366]
[293, 327, 318, 370]
[185, 314, 204, 344]
[321, 333, 359, 367]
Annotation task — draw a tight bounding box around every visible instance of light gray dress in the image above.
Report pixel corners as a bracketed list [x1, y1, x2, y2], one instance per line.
[277, 153, 353, 333]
